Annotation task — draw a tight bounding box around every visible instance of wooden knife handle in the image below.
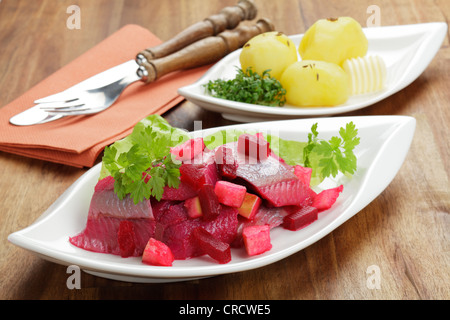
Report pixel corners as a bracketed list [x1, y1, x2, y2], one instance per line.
[139, 18, 274, 84]
[137, 0, 257, 61]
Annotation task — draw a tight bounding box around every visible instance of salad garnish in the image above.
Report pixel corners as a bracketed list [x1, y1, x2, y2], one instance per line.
[303, 121, 360, 182]
[101, 116, 189, 204]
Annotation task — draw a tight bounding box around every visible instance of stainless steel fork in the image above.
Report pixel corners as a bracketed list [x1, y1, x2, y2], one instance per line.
[37, 60, 144, 116]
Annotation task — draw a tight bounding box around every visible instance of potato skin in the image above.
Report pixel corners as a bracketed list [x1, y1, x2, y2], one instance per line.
[298, 17, 368, 66]
[239, 31, 298, 80]
[280, 60, 350, 107]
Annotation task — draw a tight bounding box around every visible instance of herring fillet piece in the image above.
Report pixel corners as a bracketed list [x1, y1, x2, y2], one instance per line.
[88, 176, 153, 219]
[69, 176, 155, 256]
[69, 216, 155, 256]
[226, 140, 313, 207]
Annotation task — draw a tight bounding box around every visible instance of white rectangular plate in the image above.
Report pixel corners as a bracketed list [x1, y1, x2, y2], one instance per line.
[8, 116, 415, 283]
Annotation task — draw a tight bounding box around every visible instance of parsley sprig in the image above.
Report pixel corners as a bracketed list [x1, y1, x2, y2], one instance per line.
[101, 116, 188, 204]
[303, 122, 360, 181]
[204, 67, 286, 106]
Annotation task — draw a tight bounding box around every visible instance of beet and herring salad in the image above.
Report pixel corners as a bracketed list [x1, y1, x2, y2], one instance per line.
[69, 115, 360, 266]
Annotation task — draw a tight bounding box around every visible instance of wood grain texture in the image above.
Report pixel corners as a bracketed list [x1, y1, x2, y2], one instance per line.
[0, 0, 449, 300]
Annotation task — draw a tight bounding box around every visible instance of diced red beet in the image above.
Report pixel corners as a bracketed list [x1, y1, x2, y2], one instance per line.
[142, 238, 174, 266]
[170, 137, 205, 161]
[201, 206, 239, 245]
[159, 219, 201, 259]
[153, 222, 166, 241]
[311, 185, 344, 211]
[161, 181, 197, 201]
[237, 133, 270, 162]
[282, 206, 318, 231]
[214, 180, 247, 208]
[117, 220, 136, 258]
[150, 200, 173, 222]
[237, 193, 261, 220]
[192, 227, 231, 264]
[214, 145, 237, 179]
[152, 204, 198, 259]
[242, 225, 272, 256]
[198, 184, 221, 221]
[294, 165, 312, 187]
[184, 196, 202, 219]
[157, 202, 189, 226]
[94, 175, 115, 192]
[179, 164, 201, 187]
[160, 205, 238, 260]
[179, 154, 219, 191]
[153, 202, 189, 243]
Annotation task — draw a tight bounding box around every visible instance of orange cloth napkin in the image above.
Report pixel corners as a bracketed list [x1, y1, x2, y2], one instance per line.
[0, 24, 209, 168]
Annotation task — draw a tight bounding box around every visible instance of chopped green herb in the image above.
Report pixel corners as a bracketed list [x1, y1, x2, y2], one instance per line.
[204, 67, 286, 107]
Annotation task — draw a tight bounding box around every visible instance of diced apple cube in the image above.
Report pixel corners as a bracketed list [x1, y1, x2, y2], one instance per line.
[184, 196, 202, 219]
[142, 238, 174, 267]
[179, 161, 219, 191]
[242, 225, 272, 256]
[193, 227, 231, 264]
[282, 206, 318, 231]
[237, 193, 261, 219]
[214, 180, 247, 208]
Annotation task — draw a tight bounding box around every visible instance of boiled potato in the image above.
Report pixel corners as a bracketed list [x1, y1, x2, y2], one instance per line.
[299, 17, 368, 66]
[280, 60, 350, 106]
[239, 31, 298, 80]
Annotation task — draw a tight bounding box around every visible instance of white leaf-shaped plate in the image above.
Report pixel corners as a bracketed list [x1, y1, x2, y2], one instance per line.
[8, 116, 415, 283]
[178, 22, 447, 122]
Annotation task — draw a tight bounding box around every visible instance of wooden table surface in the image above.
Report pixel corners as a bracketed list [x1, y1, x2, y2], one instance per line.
[0, 0, 449, 301]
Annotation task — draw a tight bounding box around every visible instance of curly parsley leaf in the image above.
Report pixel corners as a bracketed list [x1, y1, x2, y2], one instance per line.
[204, 67, 286, 107]
[303, 121, 360, 182]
